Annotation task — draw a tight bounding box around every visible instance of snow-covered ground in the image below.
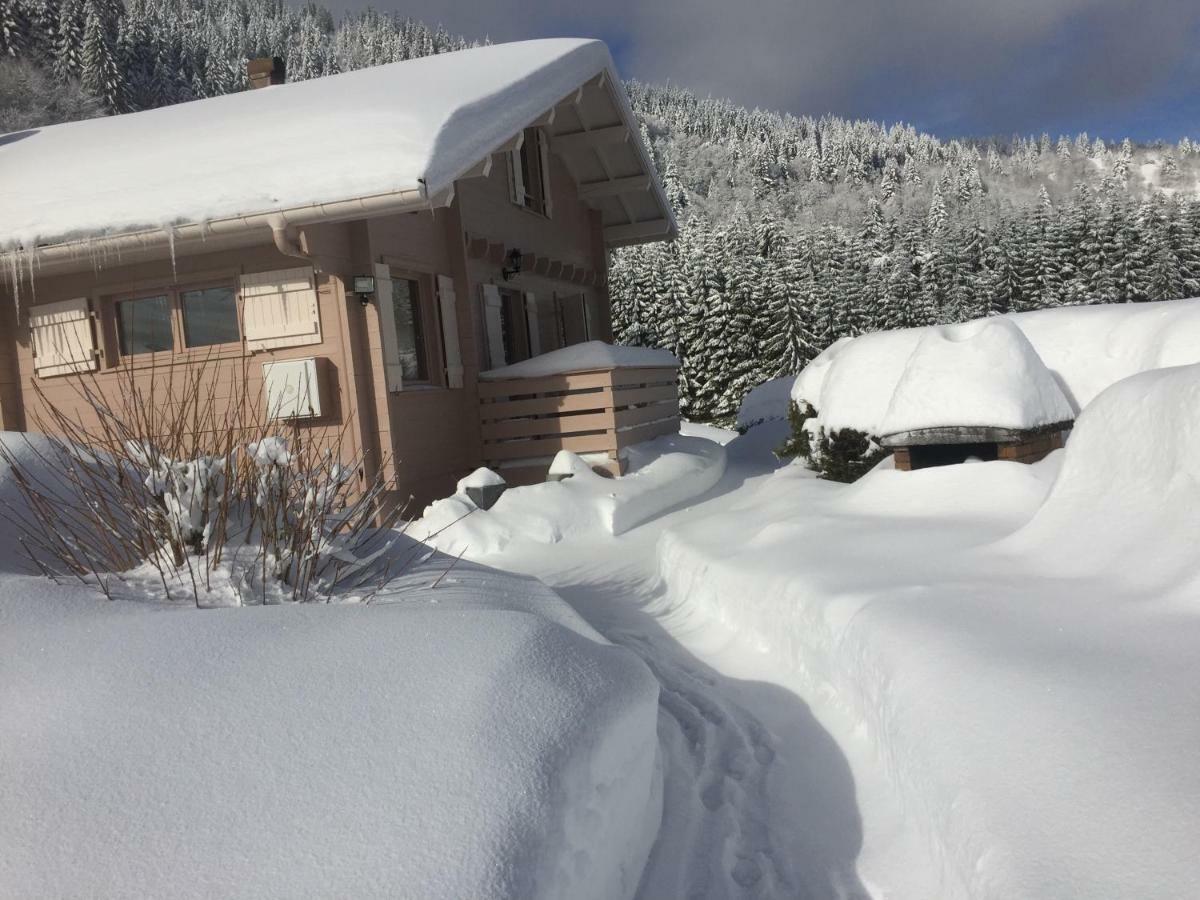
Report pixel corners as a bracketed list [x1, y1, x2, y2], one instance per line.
[0, 440, 662, 899]
[6, 300, 1200, 898]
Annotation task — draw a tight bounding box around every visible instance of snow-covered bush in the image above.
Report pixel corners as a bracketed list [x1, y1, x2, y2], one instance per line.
[775, 400, 886, 482]
[0, 356, 409, 605]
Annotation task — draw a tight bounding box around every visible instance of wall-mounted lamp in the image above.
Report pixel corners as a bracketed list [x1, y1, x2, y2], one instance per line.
[501, 248, 523, 281]
[352, 274, 376, 306]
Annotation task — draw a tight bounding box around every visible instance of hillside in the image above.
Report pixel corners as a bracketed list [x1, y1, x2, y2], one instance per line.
[3, 0, 1199, 419]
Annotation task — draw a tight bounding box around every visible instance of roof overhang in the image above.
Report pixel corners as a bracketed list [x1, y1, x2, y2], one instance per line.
[880, 421, 1074, 447]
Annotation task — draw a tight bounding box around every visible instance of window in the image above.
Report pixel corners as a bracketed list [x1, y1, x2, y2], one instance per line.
[114, 282, 242, 358]
[498, 289, 533, 364]
[557, 293, 590, 346]
[509, 127, 551, 216]
[182, 286, 240, 348]
[391, 277, 429, 382]
[117, 295, 172, 355]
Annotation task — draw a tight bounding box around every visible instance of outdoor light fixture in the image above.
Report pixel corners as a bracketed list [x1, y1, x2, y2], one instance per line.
[501, 248, 523, 281]
[352, 274, 376, 305]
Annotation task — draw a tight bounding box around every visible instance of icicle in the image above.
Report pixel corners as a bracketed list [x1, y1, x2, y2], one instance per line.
[164, 225, 178, 279]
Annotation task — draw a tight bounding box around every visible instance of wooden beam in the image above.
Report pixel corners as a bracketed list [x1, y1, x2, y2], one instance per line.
[495, 131, 524, 154]
[578, 174, 652, 201]
[603, 219, 672, 243]
[531, 107, 557, 127]
[467, 236, 489, 259]
[552, 125, 628, 155]
[546, 260, 563, 279]
[534, 257, 551, 276]
[559, 264, 576, 282]
[573, 268, 590, 285]
[461, 155, 493, 179]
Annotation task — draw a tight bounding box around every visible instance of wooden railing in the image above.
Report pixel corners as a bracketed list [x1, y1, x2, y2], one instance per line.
[478, 364, 680, 484]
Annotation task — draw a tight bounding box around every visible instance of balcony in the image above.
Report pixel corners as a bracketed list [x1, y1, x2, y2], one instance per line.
[477, 343, 680, 485]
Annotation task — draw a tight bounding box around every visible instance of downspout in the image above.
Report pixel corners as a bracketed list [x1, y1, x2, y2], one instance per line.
[268, 215, 313, 265]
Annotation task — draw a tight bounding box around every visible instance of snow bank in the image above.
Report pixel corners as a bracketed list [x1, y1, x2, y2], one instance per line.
[1001, 362, 1200, 593]
[0, 40, 616, 247]
[878, 317, 1073, 435]
[735, 376, 794, 429]
[479, 341, 677, 381]
[0, 443, 663, 899]
[415, 433, 725, 556]
[656, 371, 1200, 897]
[795, 298, 1200, 434]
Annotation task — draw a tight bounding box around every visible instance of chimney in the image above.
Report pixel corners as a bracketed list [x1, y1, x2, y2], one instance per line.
[247, 57, 286, 89]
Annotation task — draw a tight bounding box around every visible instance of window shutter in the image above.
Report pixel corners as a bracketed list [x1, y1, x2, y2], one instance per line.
[481, 284, 506, 369]
[437, 274, 464, 388]
[508, 132, 526, 206]
[524, 292, 541, 357]
[239, 266, 321, 351]
[538, 129, 553, 218]
[373, 263, 404, 392]
[30, 297, 97, 377]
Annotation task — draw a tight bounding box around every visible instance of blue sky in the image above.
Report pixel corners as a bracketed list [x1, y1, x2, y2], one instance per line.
[326, 1, 1200, 142]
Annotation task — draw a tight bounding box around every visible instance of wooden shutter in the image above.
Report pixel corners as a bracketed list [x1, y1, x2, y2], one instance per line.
[239, 266, 321, 351]
[508, 144, 526, 207]
[373, 263, 404, 392]
[31, 298, 97, 377]
[481, 284, 506, 368]
[437, 274, 463, 388]
[524, 292, 541, 357]
[537, 129, 553, 218]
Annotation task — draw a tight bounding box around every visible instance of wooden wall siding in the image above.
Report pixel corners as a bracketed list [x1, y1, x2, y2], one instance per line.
[996, 430, 1066, 464]
[457, 147, 613, 367]
[361, 206, 484, 507]
[478, 365, 680, 484]
[6, 228, 374, 478]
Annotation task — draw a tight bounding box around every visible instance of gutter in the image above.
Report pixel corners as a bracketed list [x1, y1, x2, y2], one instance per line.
[5, 187, 429, 278]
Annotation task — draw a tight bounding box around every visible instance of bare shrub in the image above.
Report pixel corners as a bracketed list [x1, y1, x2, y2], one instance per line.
[0, 350, 432, 606]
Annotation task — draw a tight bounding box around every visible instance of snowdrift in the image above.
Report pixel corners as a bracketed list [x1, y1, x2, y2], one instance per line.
[415, 433, 726, 556]
[1001, 361, 1200, 593]
[0, 438, 664, 899]
[793, 298, 1200, 434]
[655, 361, 1200, 897]
[878, 317, 1073, 435]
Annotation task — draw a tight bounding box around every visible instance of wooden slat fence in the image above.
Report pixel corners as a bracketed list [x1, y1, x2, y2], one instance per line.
[478, 364, 680, 483]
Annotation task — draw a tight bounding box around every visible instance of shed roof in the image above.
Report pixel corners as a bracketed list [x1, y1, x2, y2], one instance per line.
[0, 39, 674, 253]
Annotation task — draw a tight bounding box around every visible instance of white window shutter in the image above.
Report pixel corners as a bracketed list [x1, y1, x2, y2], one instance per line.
[481, 284, 506, 369]
[538, 129, 553, 218]
[508, 133, 526, 206]
[240, 266, 321, 351]
[524, 292, 541, 357]
[437, 274, 464, 388]
[373, 263, 404, 392]
[30, 297, 96, 377]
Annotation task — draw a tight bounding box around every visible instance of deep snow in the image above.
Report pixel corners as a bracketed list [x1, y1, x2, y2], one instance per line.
[0, 437, 663, 900]
[796, 297, 1200, 434]
[480, 341, 678, 380]
[0, 39, 618, 247]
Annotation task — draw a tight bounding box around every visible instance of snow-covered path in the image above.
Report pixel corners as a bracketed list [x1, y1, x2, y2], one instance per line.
[489, 424, 933, 899]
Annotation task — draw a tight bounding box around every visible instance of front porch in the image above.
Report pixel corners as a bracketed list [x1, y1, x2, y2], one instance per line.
[477, 345, 680, 485]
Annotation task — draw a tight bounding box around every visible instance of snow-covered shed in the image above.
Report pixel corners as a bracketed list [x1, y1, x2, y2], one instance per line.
[0, 39, 678, 504]
[877, 319, 1075, 470]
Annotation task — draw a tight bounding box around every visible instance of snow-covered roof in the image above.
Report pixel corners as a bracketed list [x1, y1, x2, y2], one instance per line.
[0, 39, 674, 251]
[877, 318, 1074, 438]
[793, 298, 1200, 436]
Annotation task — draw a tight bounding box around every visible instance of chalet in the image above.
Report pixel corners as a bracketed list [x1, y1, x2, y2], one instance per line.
[0, 39, 679, 506]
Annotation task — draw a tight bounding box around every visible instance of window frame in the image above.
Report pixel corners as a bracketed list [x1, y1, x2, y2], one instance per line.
[110, 278, 243, 366]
